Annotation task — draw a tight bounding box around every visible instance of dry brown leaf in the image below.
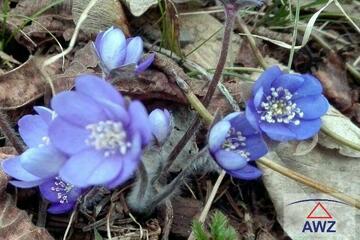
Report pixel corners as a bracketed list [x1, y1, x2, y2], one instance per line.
[0, 57, 49, 110]
[315, 52, 353, 112]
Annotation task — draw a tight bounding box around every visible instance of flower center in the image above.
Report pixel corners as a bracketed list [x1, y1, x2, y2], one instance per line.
[222, 127, 250, 161]
[259, 87, 303, 125]
[50, 177, 74, 204]
[85, 120, 131, 157]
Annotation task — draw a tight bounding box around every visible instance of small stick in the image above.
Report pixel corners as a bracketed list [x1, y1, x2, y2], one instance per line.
[41, 0, 99, 95]
[187, 170, 226, 240]
[0, 110, 25, 153]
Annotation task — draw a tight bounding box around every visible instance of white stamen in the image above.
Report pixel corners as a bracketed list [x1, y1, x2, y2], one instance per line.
[50, 177, 74, 204]
[85, 120, 131, 157]
[222, 128, 251, 161]
[258, 87, 303, 125]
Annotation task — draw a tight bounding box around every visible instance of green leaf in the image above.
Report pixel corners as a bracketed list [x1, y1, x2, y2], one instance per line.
[192, 220, 209, 240]
[94, 228, 104, 240]
[210, 211, 237, 240]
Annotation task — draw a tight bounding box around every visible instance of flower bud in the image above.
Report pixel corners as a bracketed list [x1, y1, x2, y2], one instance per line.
[148, 109, 172, 145]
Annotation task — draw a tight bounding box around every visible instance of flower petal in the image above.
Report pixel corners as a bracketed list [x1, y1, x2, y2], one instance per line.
[51, 91, 106, 126]
[20, 146, 67, 178]
[253, 87, 264, 108]
[49, 117, 89, 155]
[245, 100, 261, 130]
[149, 109, 171, 144]
[227, 111, 259, 136]
[106, 133, 141, 189]
[124, 37, 143, 65]
[272, 73, 304, 92]
[100, 27, 126, 70]
[208, 121, 231, 152]
[244, 134, 268, 160]
[295, 95, 329, 120]
[18, 114, 48, 148]
[47, 202, 75, 214]
[136, 53, 155, 74]
[229, 164, 262, 180]
[59, 150, 123, 187]
[34, 106, 55, 124]
[252, 66, 282, 95]
[293, 74, 323, 99]
[128, 100, 151, 146]
[94, 30, 105, 52]
[214, 150, 247, 171]
[75, 74, 125, 106]
[288, 119, 322, 140]
[2, 157, 41, 181]
[260, 122, 296, 141]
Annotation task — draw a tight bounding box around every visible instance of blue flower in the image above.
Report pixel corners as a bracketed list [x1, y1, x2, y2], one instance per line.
[246, 66, 329, 141]
[94, 26, 154, 74]
[2, 107, 67, 188]
[148, 109, 172, 145]
[208, 112, 268, 180]
[1, 107, 83, 214]
[49, 74, 151, 189]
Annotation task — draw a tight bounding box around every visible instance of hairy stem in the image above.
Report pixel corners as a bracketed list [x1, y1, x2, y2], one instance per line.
[162, 4, 237, 176]
[0, 110, 25, 153]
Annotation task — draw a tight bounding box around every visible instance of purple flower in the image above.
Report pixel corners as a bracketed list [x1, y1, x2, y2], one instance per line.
[39, 177, 83, 214]
[94, 26, 154, 74]
[1, 107, 83, 214]
[49, 74, 151, 189]
[208, 112, 268, 180]
[246, 66, 329, 141]
[2, 107, 67, 188]
[148, 109, 172, 145]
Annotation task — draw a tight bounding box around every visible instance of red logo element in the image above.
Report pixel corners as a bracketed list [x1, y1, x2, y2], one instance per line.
[306, 202, 333, 219]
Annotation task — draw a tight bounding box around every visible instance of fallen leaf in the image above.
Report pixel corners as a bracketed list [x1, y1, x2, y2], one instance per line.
[124, 0, 158, 17]
[72, 0, 130, 35]
[180, 13, 242, 69]
[0, 57, 50, 110]
[259, 142, 359, 240]
[315, 52, 353, 112]
[320, 106, 360, 158]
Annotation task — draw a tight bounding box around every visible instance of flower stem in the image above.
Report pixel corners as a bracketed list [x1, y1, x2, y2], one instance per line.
[0, 110, 25, 153]
[287, 0, 300, 70]
[202, 6, 236, 106]
[178, 79, 360, 209]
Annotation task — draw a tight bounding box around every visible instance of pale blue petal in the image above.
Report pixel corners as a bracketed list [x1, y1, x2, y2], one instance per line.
[244, 134, 268, 160]
[124, 37, 143, 65]
[252, 66, 282, 95]
[100, 27, 126, 70]
[18, 115, 48, 148]
[2, 157, 41, 181]
[49, 117, 89, 155]
[214, 150, 247, 171]
[229, 164, 262, 180]
[293, 74, 323, 99]
[20, 146, 67, 178]
[136, 53, 155, 74]
[208, 120, 230, 152]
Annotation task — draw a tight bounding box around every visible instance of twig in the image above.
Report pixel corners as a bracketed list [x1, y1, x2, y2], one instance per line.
[0, 110, 25, 153]
[106, 202, 114, 240]
[41, 0, 99, 95]
[36, 199, 48, 227]
[187, 170, 226, 240]
[63, 209, 77, 240]
[161, 199, 173, 240]
[257, 157, 360, 208]
[236, 16, 267, 70]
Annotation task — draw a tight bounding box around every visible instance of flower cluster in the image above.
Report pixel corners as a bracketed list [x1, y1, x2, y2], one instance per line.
[209, 66, 329, 180]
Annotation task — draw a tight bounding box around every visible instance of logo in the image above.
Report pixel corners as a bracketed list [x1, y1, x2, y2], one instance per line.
[283, 194, 357, 240]
[301, 201, 336, 233]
